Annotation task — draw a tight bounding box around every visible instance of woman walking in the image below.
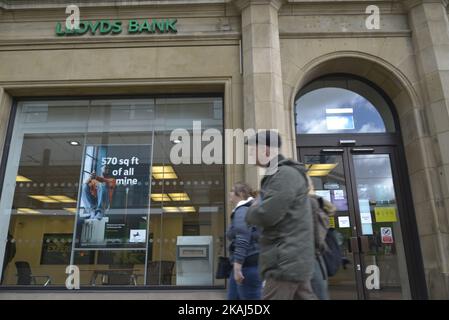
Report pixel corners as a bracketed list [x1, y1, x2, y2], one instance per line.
[226, 182, 262, 300]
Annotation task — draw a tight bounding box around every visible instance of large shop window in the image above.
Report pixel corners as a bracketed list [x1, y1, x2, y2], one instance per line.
[0, 97, 225, 288]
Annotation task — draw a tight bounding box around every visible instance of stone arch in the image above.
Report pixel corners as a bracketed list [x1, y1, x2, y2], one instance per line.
[284, 52, 431, 167]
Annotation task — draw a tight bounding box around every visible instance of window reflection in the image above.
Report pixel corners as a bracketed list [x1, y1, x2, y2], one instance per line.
[295, 77, 395, 134]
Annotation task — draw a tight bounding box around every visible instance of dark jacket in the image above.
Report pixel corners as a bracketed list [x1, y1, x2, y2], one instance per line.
[246, 155, 314, 282]
[226, 198, 260, 264]
[3, 233, 16, 272]
[310, 195, 335, 255]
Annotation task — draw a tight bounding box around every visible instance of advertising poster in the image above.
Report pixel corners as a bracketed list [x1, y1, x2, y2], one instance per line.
[74, 144, 152, 249]
[359, 199, 374, 235]
[374, 207, 398, 223]
[331, 189, 348, 211]
[338, 216, 351, 228]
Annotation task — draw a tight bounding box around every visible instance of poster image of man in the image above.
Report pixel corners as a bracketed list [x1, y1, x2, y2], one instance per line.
[77, 146, 118, 247]
[74, 144, 152, 249]
[81, 166, 116, 220]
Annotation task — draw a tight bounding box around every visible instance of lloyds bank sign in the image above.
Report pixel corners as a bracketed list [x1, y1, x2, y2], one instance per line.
[55, 19, 178, 36]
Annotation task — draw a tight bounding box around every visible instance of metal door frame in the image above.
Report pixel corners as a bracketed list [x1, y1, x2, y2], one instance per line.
[298, 140, 427, 299]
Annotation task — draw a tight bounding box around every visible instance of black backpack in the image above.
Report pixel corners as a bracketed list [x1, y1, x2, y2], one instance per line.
[322, 228, 342, 277]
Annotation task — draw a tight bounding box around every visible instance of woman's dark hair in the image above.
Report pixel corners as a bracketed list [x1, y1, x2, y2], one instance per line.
[232, 182, 257, 199]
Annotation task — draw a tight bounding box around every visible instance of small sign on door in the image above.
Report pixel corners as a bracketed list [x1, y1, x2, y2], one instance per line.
[338, 216, 351, 228]
[380, 227, 394, 244]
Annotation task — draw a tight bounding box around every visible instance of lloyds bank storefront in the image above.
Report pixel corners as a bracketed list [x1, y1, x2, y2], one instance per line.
[0, 0, 449, 300]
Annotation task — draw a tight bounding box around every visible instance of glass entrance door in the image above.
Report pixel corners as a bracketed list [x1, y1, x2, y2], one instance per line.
[299, 146, 411, 300]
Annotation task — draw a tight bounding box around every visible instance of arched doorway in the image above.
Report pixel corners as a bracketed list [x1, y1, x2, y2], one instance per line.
[295, 74, 425, 300]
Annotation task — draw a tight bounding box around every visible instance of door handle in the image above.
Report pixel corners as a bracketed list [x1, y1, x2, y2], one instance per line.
[351, 148, 374, 153]
[321, 148, 344, 153]
[350, 237, 360, 253]
[339, 139, 356, 145]
[349, 236, 370, 254]
[359, 236, 370, 253]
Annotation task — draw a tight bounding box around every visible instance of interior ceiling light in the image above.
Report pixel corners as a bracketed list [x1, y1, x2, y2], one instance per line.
[152, 166, 175, 174]
[48, 195, 77, 203]
[162, 207, 180, 213]
[168, 192, 190, 201]
[16, 175, 32, 182]
[179, 206, 196, 213]
[151, 165, 178, 180]
[150, 193, 171, 202]
[29, 195, 77, 203]
[309, 163, 338, 171]
[17, 208, 40, 214]
[152, 173, 178, 180]
[307, 170, 331, 177]
[68, 141, 81, 146]
[29, 195, 59, 203]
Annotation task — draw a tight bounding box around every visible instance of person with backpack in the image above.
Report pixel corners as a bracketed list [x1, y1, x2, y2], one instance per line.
[226, 182, 262, 300]
[307, 176, 337, 300]
[245, 130, 317, 300]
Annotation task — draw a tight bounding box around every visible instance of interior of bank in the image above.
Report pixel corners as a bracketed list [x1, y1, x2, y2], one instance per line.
[0, 97, 225, 287]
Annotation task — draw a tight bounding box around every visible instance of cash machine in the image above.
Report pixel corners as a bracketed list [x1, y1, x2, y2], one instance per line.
[176, 236, 213, 285]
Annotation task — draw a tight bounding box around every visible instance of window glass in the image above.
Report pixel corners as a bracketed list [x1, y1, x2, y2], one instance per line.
[0, 97, 224, 288]
[295, 77, 395, 134]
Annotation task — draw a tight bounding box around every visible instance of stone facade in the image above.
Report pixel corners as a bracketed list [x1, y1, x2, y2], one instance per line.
[0, 0, 448, 299]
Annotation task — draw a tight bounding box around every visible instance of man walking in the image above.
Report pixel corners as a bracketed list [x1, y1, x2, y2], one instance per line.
[245, 130, 316, 300]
